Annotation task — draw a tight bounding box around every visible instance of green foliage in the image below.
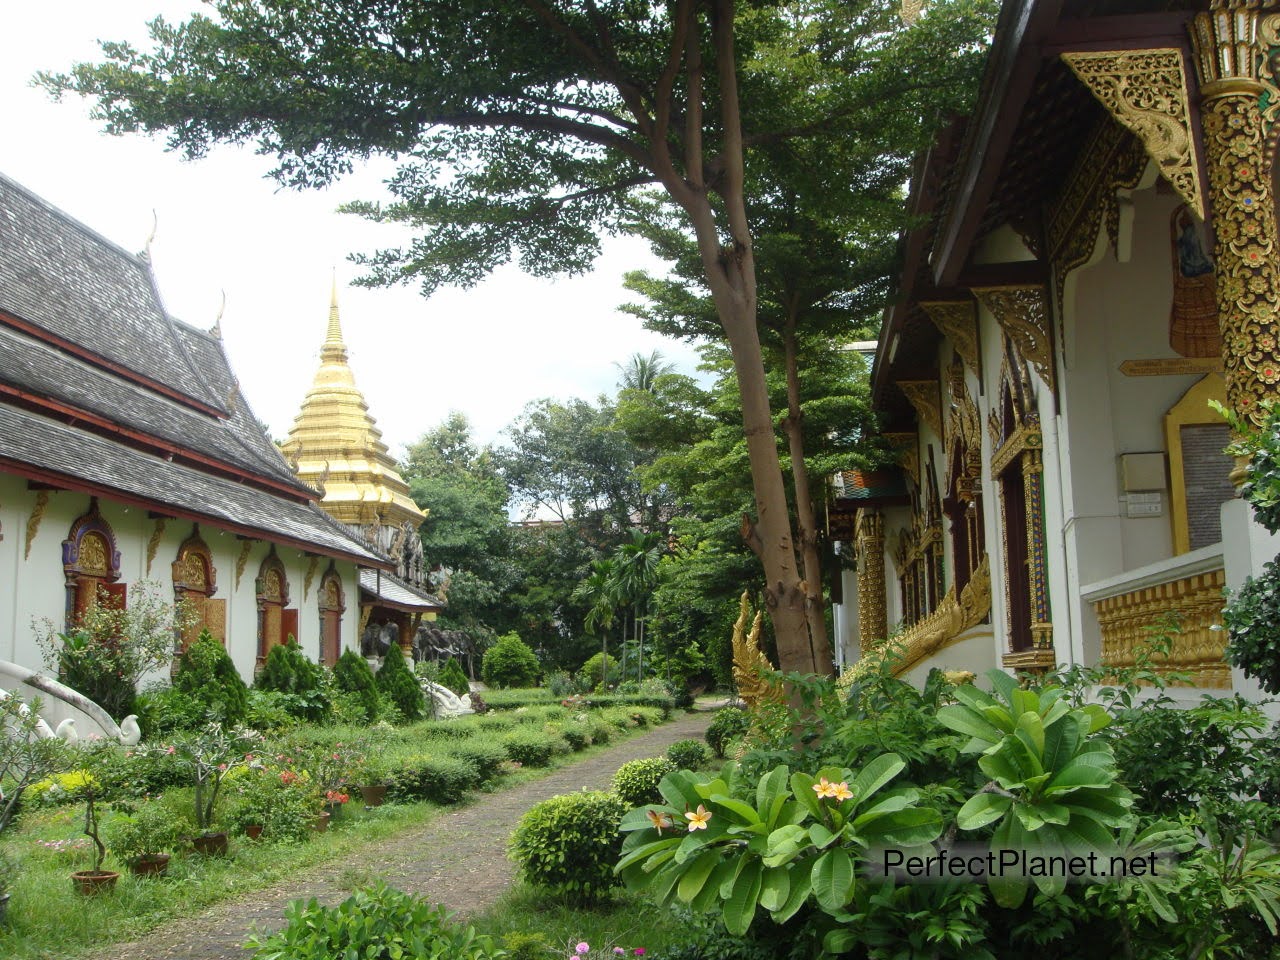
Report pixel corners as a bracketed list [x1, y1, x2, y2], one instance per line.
[376, 650, 425, 723]
[225, 765, 323, 843]
[617, 756, 943, 936]
[385, 755, 480, 805]
[172, 629, 251, 726]
[578, 652, 620, 689]
[510, 791, 627, 903]
[481, 633, 541, 689]
[500, 729, 563, 768]
[244, 689, 304, 732]
[666, 739, 710, 770]
[705, 707, 751, 759]
[611, 757, 677, 808]
[105, 798, 185, 863]
[443, 739, 509, 784]
[438, 657, 471, 698]
[0, 692, 67, 835]
[332, 649, 381, 722]
[34, 580, 197, 721]
[243, 883, 502, 960]
[254, 639, 330, 723]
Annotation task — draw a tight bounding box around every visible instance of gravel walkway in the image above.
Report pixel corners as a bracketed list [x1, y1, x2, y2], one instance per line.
[97, 711, 714, 960]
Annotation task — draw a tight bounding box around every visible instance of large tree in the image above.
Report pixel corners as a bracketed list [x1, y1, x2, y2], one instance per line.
[44, 0, 994, 676]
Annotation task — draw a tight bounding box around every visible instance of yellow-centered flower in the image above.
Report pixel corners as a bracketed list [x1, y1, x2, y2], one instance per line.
[646, 809, 673, 833]
[685, 804, 712, 831]
[812, 777, 837, 798]
[829, 781, 853, 802]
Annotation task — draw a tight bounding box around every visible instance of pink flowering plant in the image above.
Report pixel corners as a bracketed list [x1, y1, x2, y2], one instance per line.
[164, 722, 261, 834]
[616, 755, 941, 936]
[565, 939, 647, 959]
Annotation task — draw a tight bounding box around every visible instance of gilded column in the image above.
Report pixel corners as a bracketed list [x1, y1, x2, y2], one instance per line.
[855, 509, 888, 653]
[1190, 2, 1280, 426]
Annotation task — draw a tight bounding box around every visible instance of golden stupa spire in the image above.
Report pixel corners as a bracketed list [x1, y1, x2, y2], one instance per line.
[280, 282, 425, 531]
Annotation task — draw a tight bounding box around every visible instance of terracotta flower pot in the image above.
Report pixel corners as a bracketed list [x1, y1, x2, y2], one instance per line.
[71, 870, 120, 896]
[129, 854, 171, 878]
[313, 811, 331, 833]
[192, 832, 229, 856]
[360, 784, 387, 808]
[245, 824, 264, 841]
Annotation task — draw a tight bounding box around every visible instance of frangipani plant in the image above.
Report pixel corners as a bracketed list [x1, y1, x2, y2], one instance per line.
[616, 755, 941, 937]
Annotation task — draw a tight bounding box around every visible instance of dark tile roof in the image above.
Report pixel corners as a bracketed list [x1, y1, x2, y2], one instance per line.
[0, 173, 225, 414]
[359, 569, 444, 612]
[0, 386, 388, 567]
[0, 323, 310, 494]
[836, 469, 908, 502]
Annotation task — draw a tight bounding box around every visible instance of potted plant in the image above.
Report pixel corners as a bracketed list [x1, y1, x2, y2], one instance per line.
[304, 741, 362, 819]
[66, 744, 119, 895]
[105, 800, 183, 877]
[226, 763, 323, 844]
[357, 757, 392, 808]
[166, 722, 260, 855]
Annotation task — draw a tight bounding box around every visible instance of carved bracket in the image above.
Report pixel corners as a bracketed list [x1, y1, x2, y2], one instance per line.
[1061, 49, 1204, 219]
[972, 285, 1056, 392]
[920, 300, 980, 376]
[896, 379, 944, 439]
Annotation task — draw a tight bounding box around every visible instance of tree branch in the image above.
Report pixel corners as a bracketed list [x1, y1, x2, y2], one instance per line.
[433, 109, 651, 167]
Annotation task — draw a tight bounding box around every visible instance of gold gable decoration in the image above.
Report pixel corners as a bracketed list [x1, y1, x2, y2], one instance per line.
[896, 380, 943, 439]
[730, 592, 784, 711]
[972, 285, 1055, 393]
[920, 300, 980, 376]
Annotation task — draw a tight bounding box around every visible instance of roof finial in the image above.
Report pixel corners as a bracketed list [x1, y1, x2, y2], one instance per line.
[143, 209, 159, 260]
[322, 271, 348, 361]
[210, 289, 225, 339]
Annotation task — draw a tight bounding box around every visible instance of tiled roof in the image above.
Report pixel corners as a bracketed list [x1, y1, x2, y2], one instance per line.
[0, 404, 388, 566]
[359, 569, 444, 612]
[0, 174, 225, 414]
[836, 469, 908, 502]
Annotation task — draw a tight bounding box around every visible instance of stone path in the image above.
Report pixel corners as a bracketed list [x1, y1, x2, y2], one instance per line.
[99, 711, 714, 960]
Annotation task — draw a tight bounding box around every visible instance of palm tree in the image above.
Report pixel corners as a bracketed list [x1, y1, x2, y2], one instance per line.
[615, 351, 675, 393]
[572, 559, 619, 688]
[611, 531, 664, 681]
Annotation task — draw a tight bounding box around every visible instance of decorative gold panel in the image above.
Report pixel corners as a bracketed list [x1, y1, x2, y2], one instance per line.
[1061, 49, 1203, 219]
[79, 533, 109, 577]
[25, 489, 49, 560]
[1092, 568, 1229, 688]
[884, 432, 920, 487]
[146, 518, 166, 575]
[897, 380, 943, 439]
[889, 554, 991, 676]
[972, 286, 1055, 392]
[304, 554, 320, 601]
[921, 300, 980, 376]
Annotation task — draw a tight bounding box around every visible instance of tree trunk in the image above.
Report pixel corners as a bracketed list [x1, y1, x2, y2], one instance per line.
[782, 320, 834, 674]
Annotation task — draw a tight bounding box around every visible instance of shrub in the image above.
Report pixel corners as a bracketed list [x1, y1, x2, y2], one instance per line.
[557, 721, 590, 751]
[376, 650, 425, 723]
[136, 685, 212, 738]
[438, 657, 471, 697]
[173, 629, 251, 726]
[611, 757, 676, 808]
[546, 669, 576, 698]
[106, 797, 186, 863]
[444, 739, 508, 784]
[333, 649, 381, 722]
[481, 633, 541, 688]
[586, 715, 613, 745]
[244, 689, 301, 732]
[501, 729, 561, 768]
[508, 790, 626, 903]
[578, 652, 620, 689]
[244, 883, 501, 960]
[666, 738, 709, 770]
[96, 743, 186, 800]
[225, 764, 323, 843]
[705, 706, 750, 758]
[386, 755, 480, 805]
[255, 638, 331, 723]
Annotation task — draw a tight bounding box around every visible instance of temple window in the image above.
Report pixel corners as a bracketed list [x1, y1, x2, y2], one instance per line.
[255, 549, 296, 662]
[62, 499, 123, 630]
[172, 527, 224, 648]
[318, 567, 345, 666]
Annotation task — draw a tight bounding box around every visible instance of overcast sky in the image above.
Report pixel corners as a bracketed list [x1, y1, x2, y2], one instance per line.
[2, 1, 705, 453]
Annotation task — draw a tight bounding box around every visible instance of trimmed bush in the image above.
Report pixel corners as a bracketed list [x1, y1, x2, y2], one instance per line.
[578, 651, 620, 689]
[479, 688, 556, 710]
[386, 754, 480, 804]
[557, 721, 590, 751]
[481, 633, 541, 688]
[136, 685, 214, 738]
[705, 706, 750, 758]
[167, 629, 250, 728]
[333, 649, 381, 722]
[586, 715, 613, 745]
[438, 657, 471, 697]
[667, 738, 710, 770]
[444, 739, 509, 784]
[501, 729, 561, 767]
[376, 650, 425, 723]
[508, 790, 626, 903]
[611, 756, 676, 808]
[255, 638, 331, 723]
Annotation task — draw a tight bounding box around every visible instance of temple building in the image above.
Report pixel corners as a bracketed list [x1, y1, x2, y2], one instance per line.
[833, 0, 1280, 712]
[281, 287, 443, 661]
[0, 172, 387, 687]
